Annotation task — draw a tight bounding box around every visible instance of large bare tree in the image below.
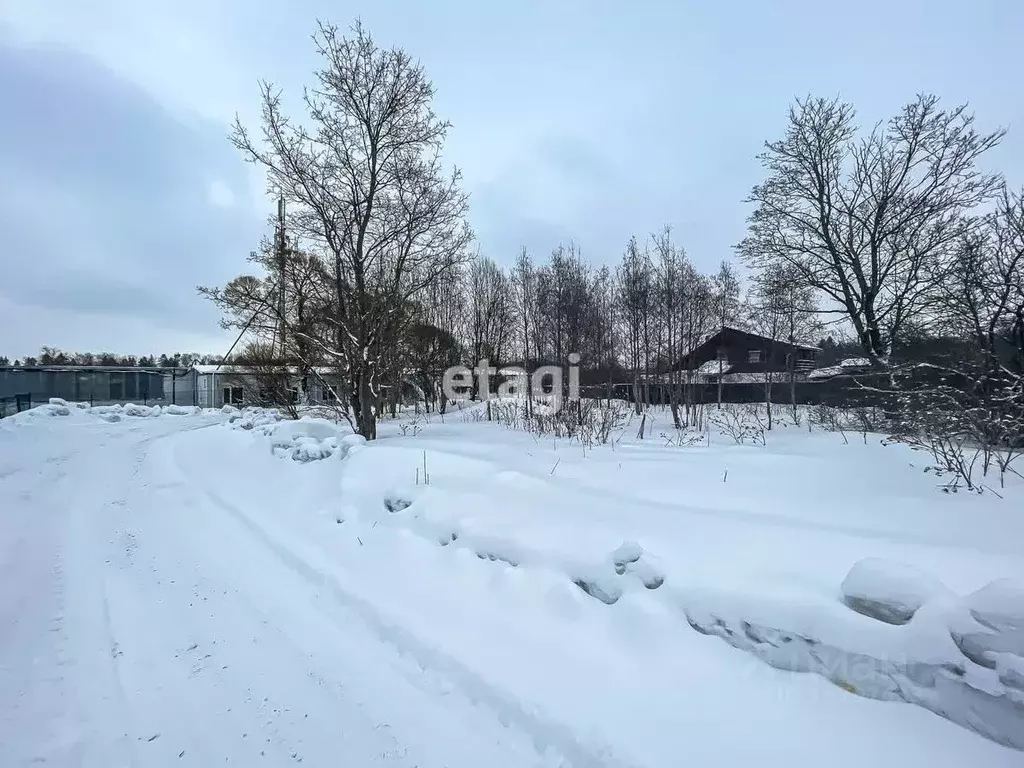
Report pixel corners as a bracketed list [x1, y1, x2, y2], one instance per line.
[942, 185, 1024, 369]
[230, 20, 472, 438]
[739, 94, 1003, 367]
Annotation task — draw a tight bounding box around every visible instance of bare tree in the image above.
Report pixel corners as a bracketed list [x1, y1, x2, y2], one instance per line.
[712, 260, 741, 408]
[226, 341, 301, 418]
[467, 256, 515, 407]
[749, 262, 821, 422]
[679, 265, 714, 428]
[617, 238, 654, 417]
[512, 249, 536, 416]
[653, 227, 688, 428]
[942, 185, 1024, 369]
[739, 94, 1004, 367]
[229, 20, 472, 439]
[925, 184, 1024, 486]
[201, 236, 333, 404]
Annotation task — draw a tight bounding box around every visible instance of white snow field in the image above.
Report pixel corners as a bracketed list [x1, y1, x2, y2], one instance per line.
[2, 401, 1023, 767]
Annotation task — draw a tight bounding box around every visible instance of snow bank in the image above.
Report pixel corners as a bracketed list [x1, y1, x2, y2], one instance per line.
[122, 403, 162, 417]
[949, 579, 1024, 668]
[225, 409, 362, 463]
[841, 557, 951, 624]
[164, 404, 201, 416]
[679, 576, 1024, 750]
[226, 407, 283, 431]
[965, 579, 1024, 634]
[4, 402, 72, 423]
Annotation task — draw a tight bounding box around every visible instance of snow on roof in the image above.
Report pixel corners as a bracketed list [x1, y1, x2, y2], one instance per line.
[191, 364, 344, 376]
[806, 358, 874, 380]
[806, 366, 843, 380]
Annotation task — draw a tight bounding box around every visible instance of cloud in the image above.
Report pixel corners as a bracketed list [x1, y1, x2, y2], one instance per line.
[0, 38, 264, 356]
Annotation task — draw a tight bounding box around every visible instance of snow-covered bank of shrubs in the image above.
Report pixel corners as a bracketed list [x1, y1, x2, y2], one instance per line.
[225, 407, 366, 463]
[681, 562, 1024, 750]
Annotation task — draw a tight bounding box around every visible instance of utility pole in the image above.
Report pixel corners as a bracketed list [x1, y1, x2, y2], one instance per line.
[275, 196, 287, 360]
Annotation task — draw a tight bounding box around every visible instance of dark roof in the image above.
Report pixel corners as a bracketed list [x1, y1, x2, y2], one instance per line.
[684, 326, 821, 359]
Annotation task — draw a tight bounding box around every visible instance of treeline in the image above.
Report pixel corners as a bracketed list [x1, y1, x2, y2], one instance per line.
[0, 349, 223, 368]
[198, 20, 1021, 444]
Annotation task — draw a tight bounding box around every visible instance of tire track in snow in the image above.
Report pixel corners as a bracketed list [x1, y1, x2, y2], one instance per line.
[187, 476, 636, 768]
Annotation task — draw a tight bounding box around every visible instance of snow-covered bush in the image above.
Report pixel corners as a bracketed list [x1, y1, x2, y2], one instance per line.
[886, 365, 1024, 491]
[840, 558, 950, 625]
[709, 404, 765, 445]
[235, 411, 365, 463]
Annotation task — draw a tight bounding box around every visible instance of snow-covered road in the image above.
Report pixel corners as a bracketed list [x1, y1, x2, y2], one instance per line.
[2, 407, 1022, 767]
[0, 416, 549, 767]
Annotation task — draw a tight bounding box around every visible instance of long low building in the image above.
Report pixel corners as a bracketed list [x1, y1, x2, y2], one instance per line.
[0, 365, 191, 406]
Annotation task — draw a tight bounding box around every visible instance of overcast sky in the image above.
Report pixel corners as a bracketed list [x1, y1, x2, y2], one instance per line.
[1, 0, 1022, 358]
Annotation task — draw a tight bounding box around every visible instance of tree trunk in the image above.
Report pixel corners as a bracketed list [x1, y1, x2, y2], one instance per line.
[790, 364, 798, 422]
[353, 368, 377, 440]
[669, 371, 682, 429]
[717, 354, 723, 409]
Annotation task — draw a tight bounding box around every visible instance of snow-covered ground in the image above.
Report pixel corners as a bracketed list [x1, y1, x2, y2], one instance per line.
[2, 400, 1022, 767]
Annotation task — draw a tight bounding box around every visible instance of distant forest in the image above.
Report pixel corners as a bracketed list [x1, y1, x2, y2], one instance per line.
[0, 348, 224, 368]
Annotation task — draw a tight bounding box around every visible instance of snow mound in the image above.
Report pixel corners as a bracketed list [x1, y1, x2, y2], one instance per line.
[611, 541, 643, 567]
[89, 405, 122, 415]
[228, 407, 283, 431]
[965, 578, 1024, 634]
[164, 404, 201, 416]
[841, 558, 950, 625]
[235, 414, 363, 463]
[680, 581, 1024, 750]
[271, 418, 346, 444]
[11, 402, 72, 419]
[950, 579, 1024, 668]
[122, 403, 161, 418]
[996, 653, 1024, 691]
[610, 541, 665, 589]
